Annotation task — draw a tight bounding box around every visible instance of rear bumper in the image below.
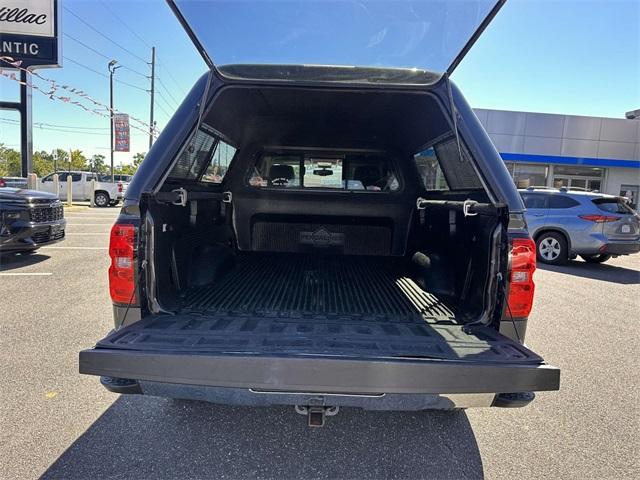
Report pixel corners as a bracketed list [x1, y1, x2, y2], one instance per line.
[0, 219, 66, 252]
[600, 242, 640, 255]
[80, 348, 560, 396]
[117, 381, 535, 409]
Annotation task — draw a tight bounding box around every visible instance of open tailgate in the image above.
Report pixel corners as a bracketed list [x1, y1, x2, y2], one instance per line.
[80, 317, 559, 395]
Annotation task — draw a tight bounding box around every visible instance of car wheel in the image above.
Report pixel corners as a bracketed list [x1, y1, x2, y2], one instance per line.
[580, 254, 612, 264]
[94, 192, 110, 208]
[536, 232, 568, 265]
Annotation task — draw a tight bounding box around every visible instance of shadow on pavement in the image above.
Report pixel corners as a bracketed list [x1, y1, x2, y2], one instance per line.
[0, 252, 51, 271]
[41, 396, 484, 480]
[539, 260, 640, 285]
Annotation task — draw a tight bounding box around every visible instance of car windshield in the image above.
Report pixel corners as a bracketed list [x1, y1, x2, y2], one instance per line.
[172, 0, 501, 80]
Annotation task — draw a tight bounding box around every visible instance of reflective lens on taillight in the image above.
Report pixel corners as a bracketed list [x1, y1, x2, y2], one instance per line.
[508, 237, 536, 318]
[579, 214, 620, 223]
[109, 223, 137, 305]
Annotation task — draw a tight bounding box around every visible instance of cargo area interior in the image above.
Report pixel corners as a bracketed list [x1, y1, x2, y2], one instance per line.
[102, 86, 540, 363]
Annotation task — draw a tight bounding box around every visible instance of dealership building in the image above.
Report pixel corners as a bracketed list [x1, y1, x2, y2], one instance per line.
[473, 108, 640, 207]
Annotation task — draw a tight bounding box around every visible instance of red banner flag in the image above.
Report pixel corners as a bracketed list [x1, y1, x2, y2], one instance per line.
[113, 113, 130, 152]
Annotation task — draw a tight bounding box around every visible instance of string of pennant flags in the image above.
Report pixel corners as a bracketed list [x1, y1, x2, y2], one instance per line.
[0, 56, 160, 139]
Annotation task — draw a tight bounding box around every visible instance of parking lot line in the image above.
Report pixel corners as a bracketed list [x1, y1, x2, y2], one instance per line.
[65, 223, 115, 226]
[40, 246, 108, 250]
[64, 233, 109, 236]
[0, 272, 52, 276]
[63, 216, 117, 220]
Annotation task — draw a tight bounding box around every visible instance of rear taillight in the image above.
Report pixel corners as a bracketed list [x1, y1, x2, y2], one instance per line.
[117, 182, 123, 193]
[507, 237, 536, 318]
[0, 178, 5, 187]
[579, 214, 620, 223]
[109, 223, 137, 305]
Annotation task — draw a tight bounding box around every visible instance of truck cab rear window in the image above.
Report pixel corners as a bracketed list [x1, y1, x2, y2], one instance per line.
[248, 152, 400, 192]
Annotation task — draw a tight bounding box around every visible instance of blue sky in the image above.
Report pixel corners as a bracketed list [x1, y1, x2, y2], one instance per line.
[1, 0, 638, 164]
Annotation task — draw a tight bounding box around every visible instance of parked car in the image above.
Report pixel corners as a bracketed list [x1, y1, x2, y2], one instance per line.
[79, 0, 560, 424]
[40, 171, 127, 207]
[100, 174, 133, 183]
[0, 177, 28, 189]
[520, 187, 640, 265]
[0, 188, 66, 254]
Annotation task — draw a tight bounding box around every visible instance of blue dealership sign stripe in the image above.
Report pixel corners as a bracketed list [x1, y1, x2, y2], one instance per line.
[500, 152, 640, 169]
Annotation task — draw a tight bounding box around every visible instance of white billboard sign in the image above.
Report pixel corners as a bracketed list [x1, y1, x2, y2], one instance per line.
[0, 0, 59, 68]
[0, 0, 55, 37]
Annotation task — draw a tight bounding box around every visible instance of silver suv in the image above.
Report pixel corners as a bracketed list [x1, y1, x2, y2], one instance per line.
[520, 187, 640, 265]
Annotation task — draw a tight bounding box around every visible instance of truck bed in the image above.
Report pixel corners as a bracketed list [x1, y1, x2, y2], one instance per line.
[98, 255, 541, 364]
[180, 254, 456, 323]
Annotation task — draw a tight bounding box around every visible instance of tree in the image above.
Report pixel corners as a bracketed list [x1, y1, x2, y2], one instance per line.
[133, 152, 146, 168]
[69, 149, 88, 171]
[114, 163, 137, 175]
[90, 154, 107, 174]
[0, 144, 21, 176]
[33, 150, 54, 177]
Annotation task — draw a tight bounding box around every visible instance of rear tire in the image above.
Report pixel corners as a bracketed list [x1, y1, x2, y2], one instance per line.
[581, 254, 611, 264]
[94, 191, 110, 208]
[536, 232, 568, 265]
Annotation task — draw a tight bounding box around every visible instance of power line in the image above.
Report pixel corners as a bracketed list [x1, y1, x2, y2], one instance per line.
[0, 62, 159, 138]
[64, 33, 150, 79]
[99, 0, 152, 50]
[63, 56, 150, 92]
[0, 119, 110, 136]
[156, 88, 178, 111]
[154, 100, 172, 119]
[156, 77, 180, 107]
[0, 117, 109, 130]
[156, 56, 188, 96]
[0, 119, 152, 138]
[63, 6, 149, 65]
[63, 56, 107, 78]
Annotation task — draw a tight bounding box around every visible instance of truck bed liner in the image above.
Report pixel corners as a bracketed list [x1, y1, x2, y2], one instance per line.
[180, 254, 456, 322]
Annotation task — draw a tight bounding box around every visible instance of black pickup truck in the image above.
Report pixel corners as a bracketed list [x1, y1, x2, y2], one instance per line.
[80, 0, 559, 425]
[0, 188, 65, 254]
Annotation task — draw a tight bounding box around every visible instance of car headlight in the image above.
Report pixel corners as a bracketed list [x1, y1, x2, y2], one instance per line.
[3, 212, 21, 220]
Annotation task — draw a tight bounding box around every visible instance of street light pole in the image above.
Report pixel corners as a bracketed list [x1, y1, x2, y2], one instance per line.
[108, 60, 121, 183]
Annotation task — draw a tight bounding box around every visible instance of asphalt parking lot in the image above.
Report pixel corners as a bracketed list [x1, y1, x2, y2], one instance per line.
[1, 206, 638, 479]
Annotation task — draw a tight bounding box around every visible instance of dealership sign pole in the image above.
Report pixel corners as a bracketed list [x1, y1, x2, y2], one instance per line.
[0, 0, 61, 176]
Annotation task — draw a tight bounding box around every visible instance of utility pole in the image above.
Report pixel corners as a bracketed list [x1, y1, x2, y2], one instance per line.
[149, 46, 156, 150]
[108, 60, 121, 183]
